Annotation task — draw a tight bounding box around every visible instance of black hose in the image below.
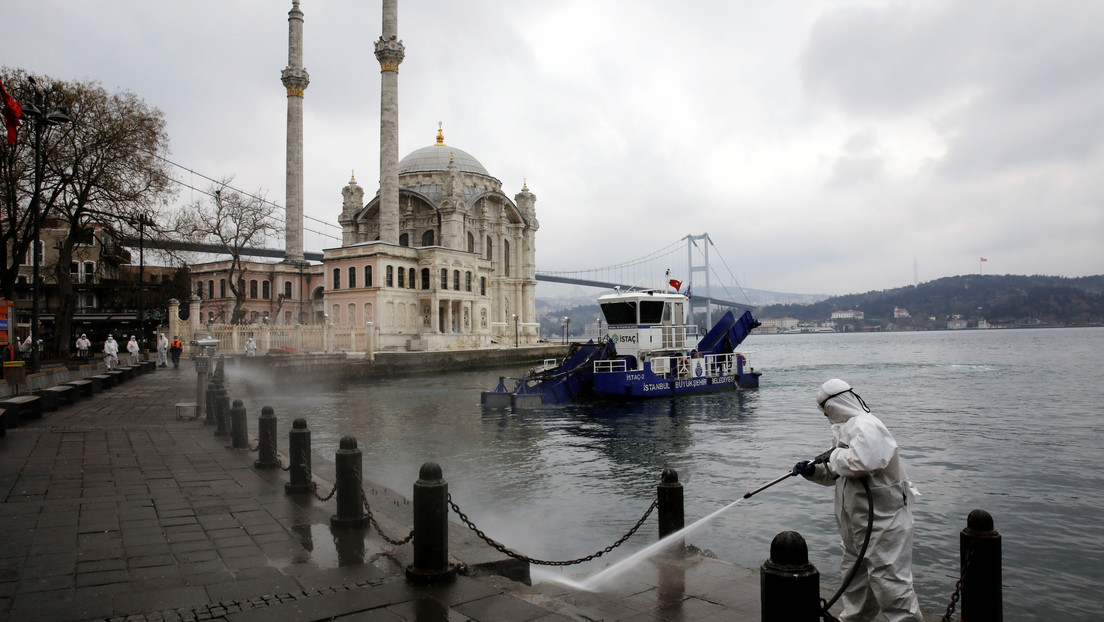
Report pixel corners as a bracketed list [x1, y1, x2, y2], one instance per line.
[822, 476, 874, 619]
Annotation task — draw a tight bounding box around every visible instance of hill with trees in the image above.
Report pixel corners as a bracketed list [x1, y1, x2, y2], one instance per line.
[757, 274, 1104, 330]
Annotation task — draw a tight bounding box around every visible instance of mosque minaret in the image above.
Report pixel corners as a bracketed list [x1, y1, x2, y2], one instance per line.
[281, 0, 309, 265]
[374, 0, 405, 244]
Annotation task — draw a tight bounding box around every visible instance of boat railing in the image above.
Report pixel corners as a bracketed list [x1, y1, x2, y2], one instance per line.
[705, 353, 733, 376]
[594, 359, 627, 373]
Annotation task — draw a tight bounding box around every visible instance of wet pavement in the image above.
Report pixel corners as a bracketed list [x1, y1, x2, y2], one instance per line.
[0, 359, 946, 621]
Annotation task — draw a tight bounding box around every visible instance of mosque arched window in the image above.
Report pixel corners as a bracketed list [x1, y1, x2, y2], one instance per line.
[250, 280, 258, 299]
[386, 265, 394, 287]
[364, 265, 373, 287]
[485, 237, 492, 261]
[422, 230, 435, 246]
[440, 268, 448, 290]
[398, 267, 405, 288]
[408, 268, 415, 289]
[400, 233, 409, 247]
[504, 241, 511, 276]
[332, 268, 340, 290]
[480, 277, 486, 296]
[283, 281, 292, 298]
[421, 268, 430, 290]
[453, 270, 460, 291]
[220, 279, 227, 298]
[465, 271, 472, 292]
[262, 280, 271, 299]
[348, 267, 357, 289]
[208, 280, 214, 299]
[467, 232, 474, 254]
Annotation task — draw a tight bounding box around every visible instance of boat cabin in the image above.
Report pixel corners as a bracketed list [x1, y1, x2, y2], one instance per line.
[598, 289, 695, 359]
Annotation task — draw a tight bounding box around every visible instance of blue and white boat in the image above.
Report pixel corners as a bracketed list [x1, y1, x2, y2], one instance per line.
[482, 288, 760, 408]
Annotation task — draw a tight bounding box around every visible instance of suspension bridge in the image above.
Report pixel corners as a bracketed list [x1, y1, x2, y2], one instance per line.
[535, 234, 754, 325]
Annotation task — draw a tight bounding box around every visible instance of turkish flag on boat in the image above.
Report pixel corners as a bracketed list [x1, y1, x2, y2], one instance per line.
[980, 257, 988, 262]
[669, 279, 682, 291]
[0, 79, 22, 146]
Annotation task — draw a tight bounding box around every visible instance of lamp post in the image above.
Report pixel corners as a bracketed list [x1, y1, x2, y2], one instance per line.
[562, 316, 570, 344]
[21, 78, 71, 373]
[512, 313, 518, 348]
[136, 213, 154, 348]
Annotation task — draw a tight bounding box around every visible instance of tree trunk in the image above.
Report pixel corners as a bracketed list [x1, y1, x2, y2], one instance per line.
[52, 234, 78, 361]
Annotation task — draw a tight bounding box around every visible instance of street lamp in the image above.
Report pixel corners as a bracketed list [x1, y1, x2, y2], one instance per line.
[512, 313, 518, 348]
[562, 316, 570, 344]
[21, 77, 70, 373]
[136, 213, 155, 348]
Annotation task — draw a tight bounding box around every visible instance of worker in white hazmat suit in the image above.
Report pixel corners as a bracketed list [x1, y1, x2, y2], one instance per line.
[126, 336, 140, 365]
[792, 379, 923, 622]
[103, 335, 119, 369]
[157, 333, 169, 367]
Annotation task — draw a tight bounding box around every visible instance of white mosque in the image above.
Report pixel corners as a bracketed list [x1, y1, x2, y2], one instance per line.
[188, 0, 540, 351]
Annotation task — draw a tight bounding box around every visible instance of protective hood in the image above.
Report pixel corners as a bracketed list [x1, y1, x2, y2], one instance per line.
[816, 378, 869, 425]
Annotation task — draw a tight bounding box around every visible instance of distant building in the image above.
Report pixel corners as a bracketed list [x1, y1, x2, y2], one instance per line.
[759, 317, 800, 331]
[893, 307, 910, 318]
[947, 316, 967, 329]
[831, 310, 865, 320]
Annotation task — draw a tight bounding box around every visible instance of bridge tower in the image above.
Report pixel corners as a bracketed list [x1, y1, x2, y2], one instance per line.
[685, 233, 712, 327]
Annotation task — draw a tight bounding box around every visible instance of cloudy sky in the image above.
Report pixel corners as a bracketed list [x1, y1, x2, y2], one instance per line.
[5, 0, 1102, 297]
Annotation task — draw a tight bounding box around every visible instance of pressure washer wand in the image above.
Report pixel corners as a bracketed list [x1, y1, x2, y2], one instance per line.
[742, 448, 836, 499]
[742, 471, 795, 499]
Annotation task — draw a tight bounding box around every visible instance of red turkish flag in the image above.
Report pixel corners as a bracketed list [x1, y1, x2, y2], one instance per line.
[669, 279, 682, 291]
[0, 79, 22, 146]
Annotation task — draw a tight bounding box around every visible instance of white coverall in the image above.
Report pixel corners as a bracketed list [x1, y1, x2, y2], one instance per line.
[157, 334, 169, 367]
[244, 338, 257, 356]
[103, 337, 119, 369]
[801, 379, 923, 622]
[127, 338, 140, 365]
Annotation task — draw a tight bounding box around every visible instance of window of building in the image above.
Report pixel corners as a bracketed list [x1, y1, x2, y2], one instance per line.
[348, 303, 357, 324]
[386, 265, 393, 287]
[209, 280, 215, 299]
[22, 240, 44, 266]
[249, 279, 258, 299]
[195, 281, 203, 298]
[422, 230, 434, 246]
[400, 233, 409, 247]
[262, 280, 271, 299]
[421, 268, 430, 290]
[453, 270, 460, 291]
[504, 240, 511, 276]
[208, 311, 215, 323]
[332, 268, 340, 290]
[480, 277, 486, 296]
[397, 267, 405, 288]
[85, 262, 95, 284]
[467, 232, 474, 253]
[466, 271, 472, 292]
[365, 265, 373, 287]
[485, 237, 492, 261]
[220, 279, 227, 298]
[238, 278, 245, 296]
[284, 311, 292, 324]
[331, 304, 339, 324]
[440, 268, 447, 290]
[348, 266, 357, 289]
[408, 268, 415, 289]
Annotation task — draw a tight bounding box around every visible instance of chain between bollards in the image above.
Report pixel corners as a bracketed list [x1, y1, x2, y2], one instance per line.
[361, 493, 414, 546]
[942, 547, 974, 622]
[448, 493, 658, 567]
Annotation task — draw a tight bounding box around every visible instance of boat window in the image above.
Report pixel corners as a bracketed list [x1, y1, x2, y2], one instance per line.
[661, 303, 671, 324]
[601, 301, 637, 325]
[673, 303, 684, 325]
[639, 300, 664, 324]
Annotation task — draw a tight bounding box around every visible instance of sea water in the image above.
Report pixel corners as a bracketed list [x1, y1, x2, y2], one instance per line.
[253, 327, 1104, 621]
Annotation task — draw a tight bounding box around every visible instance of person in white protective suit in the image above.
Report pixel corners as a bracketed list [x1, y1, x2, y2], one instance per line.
[792, 379, 923, 622]
[244, 337, 257, 356]
[103, 335, 119, 369]
[76, 334, 91, 359]
[157, 333, 169, 367]
[126, 335, 140, 365]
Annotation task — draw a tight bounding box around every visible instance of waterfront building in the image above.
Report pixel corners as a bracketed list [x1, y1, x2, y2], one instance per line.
[189, 0, 539, 351]
[830, 310, 865, 320]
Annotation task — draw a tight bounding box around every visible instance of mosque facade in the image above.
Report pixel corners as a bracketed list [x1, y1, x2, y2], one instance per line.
[189, 0, 539, 351]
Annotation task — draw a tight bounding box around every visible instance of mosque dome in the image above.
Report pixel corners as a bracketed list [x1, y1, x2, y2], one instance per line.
[397, 124, 490, 177]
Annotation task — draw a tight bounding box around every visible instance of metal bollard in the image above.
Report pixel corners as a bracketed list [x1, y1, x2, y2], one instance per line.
[330, 436, 368, 528]
[405, 462, 457, 584]
[214, 386, 229, 437]
[254, 406, 279, 469]
[284, 418, 313, 494]
[204, 379, 217, 425]
[230, 399, 248, 449]
[961, 508, 1002, 621]
[761, 531, 820, 622]
[657, 468, 684, 540]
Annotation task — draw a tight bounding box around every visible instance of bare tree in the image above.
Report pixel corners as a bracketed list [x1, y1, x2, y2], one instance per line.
[176, 180, 281, 324]
[1, 68, 174, 358]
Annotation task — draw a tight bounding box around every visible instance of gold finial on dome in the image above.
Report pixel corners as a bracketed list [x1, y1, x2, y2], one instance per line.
[449, 152, 454, 163]
[350, 170, 356, 182]
[436, 122, 445, 145]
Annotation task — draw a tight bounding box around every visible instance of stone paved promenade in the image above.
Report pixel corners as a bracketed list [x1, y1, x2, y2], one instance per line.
[0, 360, 945, 622]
